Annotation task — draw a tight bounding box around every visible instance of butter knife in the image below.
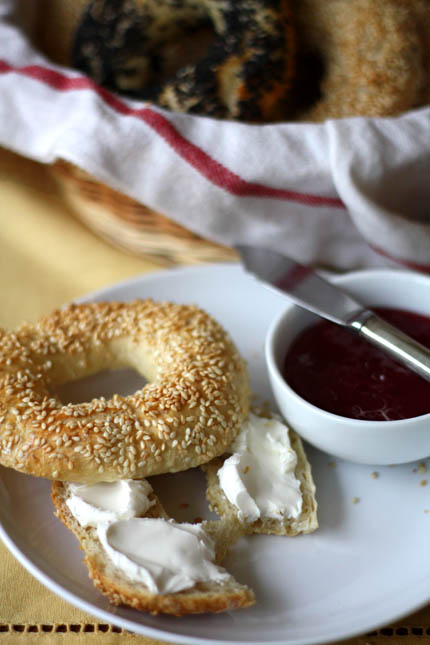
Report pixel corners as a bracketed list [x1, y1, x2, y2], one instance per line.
[236, 244, 430, 382]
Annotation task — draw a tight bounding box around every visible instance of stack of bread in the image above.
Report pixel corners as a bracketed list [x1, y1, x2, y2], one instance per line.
[0, 299, 317, 615]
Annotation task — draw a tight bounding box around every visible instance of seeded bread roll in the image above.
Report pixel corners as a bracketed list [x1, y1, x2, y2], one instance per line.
[203, 428, 318, 536]
[38, 0, 297, 122]
[51, 480, 255, 615]
[293, 0, 430, 121]
[0, 300, 249, 483]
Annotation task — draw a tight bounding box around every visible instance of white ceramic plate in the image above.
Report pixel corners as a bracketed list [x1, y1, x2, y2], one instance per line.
[0, 264, 429, 645]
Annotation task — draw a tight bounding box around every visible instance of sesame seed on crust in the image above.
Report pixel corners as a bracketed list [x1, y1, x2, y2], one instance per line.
[0, 300, 249, 483]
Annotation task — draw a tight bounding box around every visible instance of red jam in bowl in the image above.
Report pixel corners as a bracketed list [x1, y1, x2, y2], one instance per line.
[283, 308, 430, 421]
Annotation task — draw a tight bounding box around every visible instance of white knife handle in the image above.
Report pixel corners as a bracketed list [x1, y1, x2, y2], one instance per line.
[350, 313, 430, 382]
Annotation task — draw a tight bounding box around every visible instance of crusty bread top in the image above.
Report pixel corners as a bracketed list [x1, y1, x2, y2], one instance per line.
[294, 0, 430, 121]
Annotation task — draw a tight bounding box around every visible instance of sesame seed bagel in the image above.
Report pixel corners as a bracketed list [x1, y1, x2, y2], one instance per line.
[0, 300, 249, 483]
[293, 0, 429, 121]
[72, 0, 296, 121]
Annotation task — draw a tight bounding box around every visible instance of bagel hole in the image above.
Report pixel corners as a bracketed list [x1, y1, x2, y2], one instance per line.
[109, 21, 217, 96]
[289, 50, 325, 117]
[157, 24, 216, 83]
[148, 468, 217, 524]
[54, 368, 147, 404]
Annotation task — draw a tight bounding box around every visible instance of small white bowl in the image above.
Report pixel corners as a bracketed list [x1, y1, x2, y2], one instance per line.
[265, 270, 430, 465]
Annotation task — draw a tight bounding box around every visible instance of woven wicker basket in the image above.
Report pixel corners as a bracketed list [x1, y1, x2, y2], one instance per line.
[51, 160, 238, 265]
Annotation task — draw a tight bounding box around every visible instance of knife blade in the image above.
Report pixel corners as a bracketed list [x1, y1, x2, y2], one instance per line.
[236, 244, 430, 382]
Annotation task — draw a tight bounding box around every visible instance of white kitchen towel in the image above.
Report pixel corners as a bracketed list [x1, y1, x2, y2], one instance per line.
[1, 0, 429, 272]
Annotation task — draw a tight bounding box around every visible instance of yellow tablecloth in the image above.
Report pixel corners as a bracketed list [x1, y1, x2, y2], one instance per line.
[0, 146, 428, 644]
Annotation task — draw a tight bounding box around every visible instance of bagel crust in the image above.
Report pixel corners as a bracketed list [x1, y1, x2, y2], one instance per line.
[293, 0, 430, 121]
[72, 0, 296, 121]
[0, 300, 249, 483]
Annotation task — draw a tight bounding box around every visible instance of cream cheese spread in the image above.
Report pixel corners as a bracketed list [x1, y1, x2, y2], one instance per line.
[66, 479, 155, 528]
[217, 413, 302, 522]
[66, 479, 230, 594]
[97, 518, 230, 594]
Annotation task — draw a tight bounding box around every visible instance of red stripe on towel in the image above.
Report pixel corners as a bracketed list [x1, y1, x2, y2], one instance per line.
[370, 245, 430, 274]
[0, 60, 345, 208]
